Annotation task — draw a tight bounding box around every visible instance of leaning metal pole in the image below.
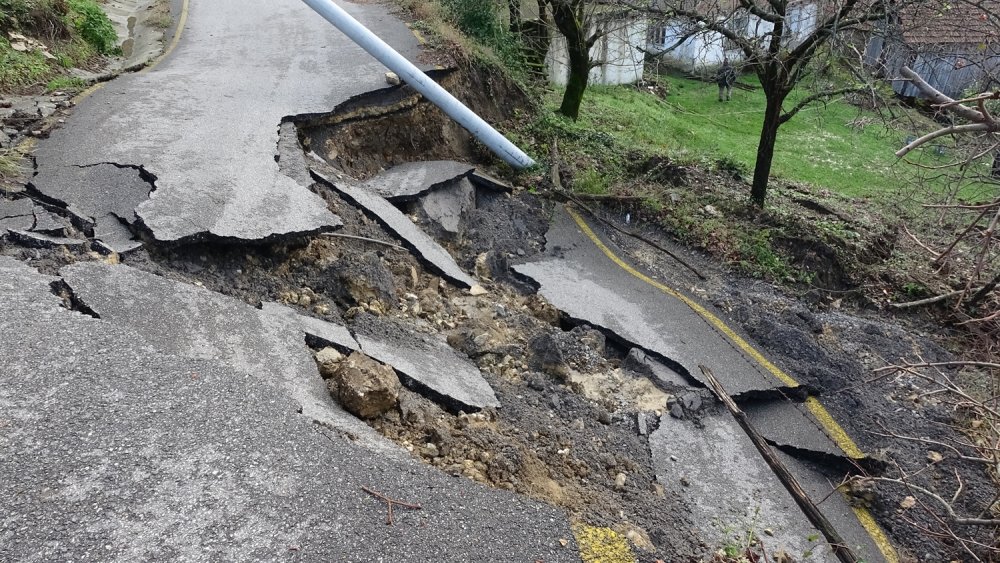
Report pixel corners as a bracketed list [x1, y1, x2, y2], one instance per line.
[300, 0, 537, 169]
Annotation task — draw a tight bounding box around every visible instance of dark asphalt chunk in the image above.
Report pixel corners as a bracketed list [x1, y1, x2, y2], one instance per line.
[276, 121, 314, 188]
[29, 207, 68, 235]
[352, 316, 501, 412]
[5, 229, 87, 248]
[31, 163, 151, 224]
[360, 160, 474, 201]
[743, 399, 847, 460]
[313, 169, 476, 288]
[513, 206, 783, 396]
[0, 257, 576, 563]
[93, 214, 143, 253]
[649, 412, 832, 560]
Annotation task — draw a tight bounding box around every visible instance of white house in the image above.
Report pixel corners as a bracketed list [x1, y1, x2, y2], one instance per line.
[648, 1, 819, 70]
[545, 13, 649, 86]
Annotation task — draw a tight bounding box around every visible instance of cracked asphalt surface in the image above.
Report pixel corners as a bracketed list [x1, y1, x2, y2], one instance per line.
[0, 257, 578, 562]
[32, 0, 421, 242]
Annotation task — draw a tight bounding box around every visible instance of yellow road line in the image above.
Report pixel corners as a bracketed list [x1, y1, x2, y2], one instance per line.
[565, 206, 899, 563]
[140, 0, 190, 74]
[73, 0, 190, 103]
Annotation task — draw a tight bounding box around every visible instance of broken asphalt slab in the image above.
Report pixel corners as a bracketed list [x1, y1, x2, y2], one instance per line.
[360, 160, 474, 201]
[514, 206, 784, 396]
[650, 412, 886, 562]
[0, 257, 578, 562]
[312, 168, 476, 288]
[743, 399, 847, 460]
[31, 0, 424, 242]
[60, 261, 495, 419]
[59, 260, 376, 443]
[351, 315, 501, 412]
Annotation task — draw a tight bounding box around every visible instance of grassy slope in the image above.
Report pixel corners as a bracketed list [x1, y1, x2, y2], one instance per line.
[573, 75, 923, 197]
[0, 0, 118, 93]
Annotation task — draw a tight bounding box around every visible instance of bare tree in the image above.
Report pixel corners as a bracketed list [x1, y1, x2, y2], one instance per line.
[643, 0, 907, 206]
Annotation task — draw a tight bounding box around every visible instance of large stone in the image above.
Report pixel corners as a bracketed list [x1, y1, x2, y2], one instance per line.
[326, 351, 400, 419]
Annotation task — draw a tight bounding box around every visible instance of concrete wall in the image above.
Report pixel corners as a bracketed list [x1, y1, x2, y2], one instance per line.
[546, 16, 648, 86]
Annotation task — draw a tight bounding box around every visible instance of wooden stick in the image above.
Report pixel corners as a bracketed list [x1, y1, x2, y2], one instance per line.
[322, 233, 406, 251]
[698, 365, 862, 563]
[361, 485, 422, 525]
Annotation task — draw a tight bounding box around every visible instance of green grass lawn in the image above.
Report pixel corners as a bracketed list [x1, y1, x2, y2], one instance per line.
[564, 74, 964, 197]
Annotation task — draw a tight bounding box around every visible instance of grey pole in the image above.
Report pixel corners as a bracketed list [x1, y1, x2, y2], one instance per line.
[300, 0, 537, 169]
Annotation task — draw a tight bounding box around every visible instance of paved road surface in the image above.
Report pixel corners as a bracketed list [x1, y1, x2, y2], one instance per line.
[33, 0, 421, 242]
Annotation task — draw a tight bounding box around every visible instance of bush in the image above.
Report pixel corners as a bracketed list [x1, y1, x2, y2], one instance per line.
[438, 0, 526, 73]
[66, 0, 118, 54]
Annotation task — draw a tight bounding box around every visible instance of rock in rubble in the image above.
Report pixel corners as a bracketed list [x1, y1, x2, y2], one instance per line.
[528, 333, 568, 379]
[318, 253, 397, 308]
[314, 346, 345, 376]
[571, 325, 606, 355]
[324, 350, 400, 419]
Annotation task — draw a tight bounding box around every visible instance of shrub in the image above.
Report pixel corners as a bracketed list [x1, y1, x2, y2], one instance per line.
[66, 0, 118, 54]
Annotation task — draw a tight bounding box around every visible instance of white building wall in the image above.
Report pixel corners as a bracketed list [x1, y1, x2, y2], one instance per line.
[546, 18, 648, 86]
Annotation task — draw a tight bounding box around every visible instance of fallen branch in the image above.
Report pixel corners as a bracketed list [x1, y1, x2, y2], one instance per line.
[361, 485, 422, 525]
[699, 365, 861, 563]
[322, 233, 406, 251]
[890, 289, 968, 309]
[868, 477, 1000, 527]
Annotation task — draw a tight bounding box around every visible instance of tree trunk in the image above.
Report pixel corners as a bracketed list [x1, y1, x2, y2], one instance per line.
[750, 92, 785, 206]
[548, 0, 590, 121]
[508, 0, 521, 33]
[559, 37, 590, 120]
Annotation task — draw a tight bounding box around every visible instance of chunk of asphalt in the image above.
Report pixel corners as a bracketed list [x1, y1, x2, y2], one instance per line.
[351, 316, 500, 412]
[742, 399, 849, 460]
[622, 347, 689, 388]
[359, 160, 474, 201]
[259, 301, 358, 351]
[469, 169, 513, 193]
[0, 197, 34, 219]
[276, 121, 313, 188]
[93, 214, 142, 254]
[30, 207, 68, 235]
[31, 163, 152, 225]
[6, 229, 87, 249]
[312, 169, 475, 288]
[58, 261, 380, 445]
[418, 177, 475, 237]
[0, 257, 576, 563]
[649, 411, 833, 560]
[513, 206, 784, 396]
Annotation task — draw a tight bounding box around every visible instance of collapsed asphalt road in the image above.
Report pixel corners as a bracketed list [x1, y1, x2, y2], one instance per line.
[0, 0, 926, 560]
